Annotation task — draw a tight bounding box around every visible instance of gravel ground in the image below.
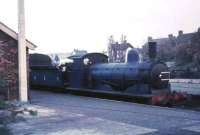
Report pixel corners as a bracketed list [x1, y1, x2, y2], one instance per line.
[8, 90, 200, 135]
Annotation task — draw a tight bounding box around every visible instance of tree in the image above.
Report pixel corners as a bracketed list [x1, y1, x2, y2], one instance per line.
[175, 44, 191, 64]
[175, 31, 200, 71]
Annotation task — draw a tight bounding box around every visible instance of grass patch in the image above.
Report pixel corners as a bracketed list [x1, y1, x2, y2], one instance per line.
[0, 127, 11, 135]
[0, 101, 10, 110]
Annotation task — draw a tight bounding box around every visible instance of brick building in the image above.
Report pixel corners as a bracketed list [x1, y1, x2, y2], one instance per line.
[0, 21, 36, 100]
[142, 28, 200, 61]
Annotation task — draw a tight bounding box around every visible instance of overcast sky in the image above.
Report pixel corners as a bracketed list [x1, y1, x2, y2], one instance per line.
[0, 0, 200, 53]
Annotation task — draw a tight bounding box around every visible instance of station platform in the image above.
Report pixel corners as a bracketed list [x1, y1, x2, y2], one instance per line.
[8, 90, 200, 135]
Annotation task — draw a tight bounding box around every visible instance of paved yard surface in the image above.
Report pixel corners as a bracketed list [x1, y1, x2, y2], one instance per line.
[9, 90, 200, 135]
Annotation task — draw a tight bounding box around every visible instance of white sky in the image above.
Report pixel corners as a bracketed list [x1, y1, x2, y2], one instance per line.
[0, 0, 200, 53]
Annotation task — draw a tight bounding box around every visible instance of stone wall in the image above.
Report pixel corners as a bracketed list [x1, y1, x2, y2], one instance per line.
[170, 79, 200, 95]
[0, 30, 29, 100]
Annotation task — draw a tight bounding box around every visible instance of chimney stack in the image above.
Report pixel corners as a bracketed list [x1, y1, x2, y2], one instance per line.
[168, 34, 173, 39]
[198, 28, 200, 33]
[178, 30, 183, 36]
[148, 41, 157, 60]
[148, 36, 153, 42]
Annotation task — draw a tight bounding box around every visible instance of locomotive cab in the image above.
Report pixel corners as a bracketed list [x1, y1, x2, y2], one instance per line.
[67, 53, 108, 88]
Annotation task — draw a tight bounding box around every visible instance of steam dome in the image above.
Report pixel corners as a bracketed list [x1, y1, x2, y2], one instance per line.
[125, 48, 139, 63]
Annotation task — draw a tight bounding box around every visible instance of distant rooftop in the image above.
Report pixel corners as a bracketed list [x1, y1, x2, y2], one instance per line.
[146, 27, 200, 46]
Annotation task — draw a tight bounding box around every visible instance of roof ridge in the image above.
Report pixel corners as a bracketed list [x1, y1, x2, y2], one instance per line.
[0, 21, 37, 50]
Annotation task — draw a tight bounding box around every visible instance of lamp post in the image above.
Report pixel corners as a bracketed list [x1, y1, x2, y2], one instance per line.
[18, 0, 28, 102]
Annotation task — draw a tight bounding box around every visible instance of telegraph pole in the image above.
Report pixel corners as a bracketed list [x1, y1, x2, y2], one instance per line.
[18, 0, 28, 102]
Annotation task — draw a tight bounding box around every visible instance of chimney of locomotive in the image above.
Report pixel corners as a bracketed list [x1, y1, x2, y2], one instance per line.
[148, 41, 157, 60]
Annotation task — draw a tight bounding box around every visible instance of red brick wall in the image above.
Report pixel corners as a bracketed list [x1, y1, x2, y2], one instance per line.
[0, 30, 29, 100]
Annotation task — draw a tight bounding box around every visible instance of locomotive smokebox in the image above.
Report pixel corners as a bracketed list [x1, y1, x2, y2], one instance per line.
[148, 41, 157, 60]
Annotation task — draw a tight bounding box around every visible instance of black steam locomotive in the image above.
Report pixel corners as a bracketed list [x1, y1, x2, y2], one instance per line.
[30, 42, 169, 95]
